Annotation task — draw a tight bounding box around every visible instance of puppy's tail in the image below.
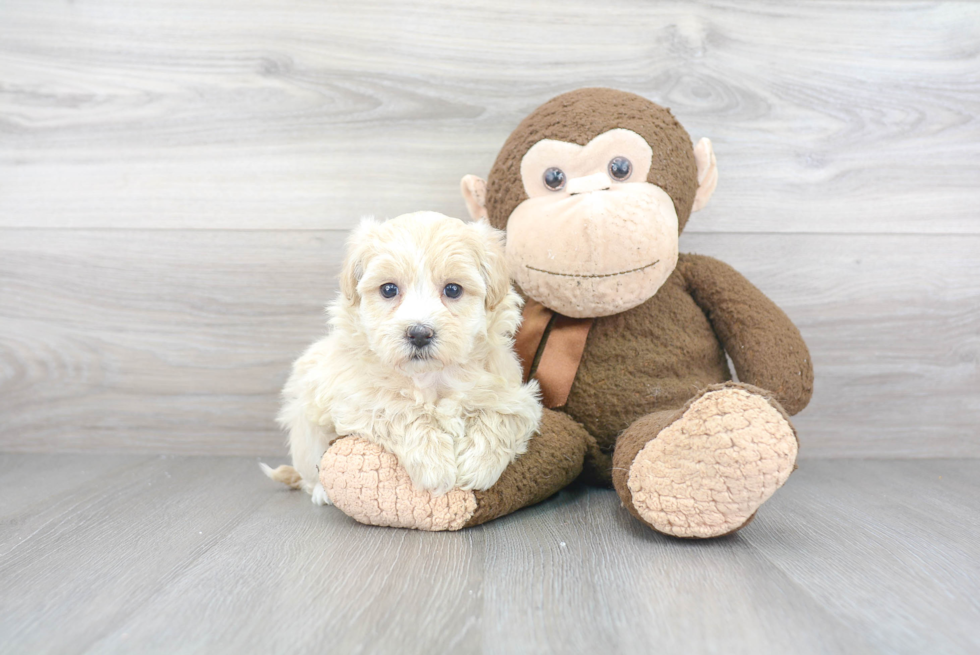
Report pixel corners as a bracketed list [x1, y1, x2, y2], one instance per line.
[259, 462, 305, 490]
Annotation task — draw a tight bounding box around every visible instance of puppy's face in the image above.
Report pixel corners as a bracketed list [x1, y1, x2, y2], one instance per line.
[339, 212, 513, 374]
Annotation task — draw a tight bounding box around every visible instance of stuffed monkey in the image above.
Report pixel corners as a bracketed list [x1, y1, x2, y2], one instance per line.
[320, 88, 813, 538]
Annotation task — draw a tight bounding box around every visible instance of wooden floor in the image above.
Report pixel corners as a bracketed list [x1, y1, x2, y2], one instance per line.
[1, 454, 977, 654]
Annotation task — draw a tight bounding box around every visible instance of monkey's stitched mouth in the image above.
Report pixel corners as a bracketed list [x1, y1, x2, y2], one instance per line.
[525, 260, 658, 279]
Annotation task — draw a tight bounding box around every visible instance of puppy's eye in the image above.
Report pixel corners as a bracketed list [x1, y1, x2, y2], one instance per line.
[380, 283, 398, 299]
[543, 167, 566, 191]
[608, 156, 632, 181]
[443, 283, 463, 299]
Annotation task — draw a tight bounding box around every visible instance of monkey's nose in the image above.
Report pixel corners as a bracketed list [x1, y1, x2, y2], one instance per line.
[406, 324, 435, 348]
[566, 173, 611, 195]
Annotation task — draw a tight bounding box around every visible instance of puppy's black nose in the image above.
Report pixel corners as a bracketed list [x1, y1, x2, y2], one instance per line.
[406, 324, 435, 348]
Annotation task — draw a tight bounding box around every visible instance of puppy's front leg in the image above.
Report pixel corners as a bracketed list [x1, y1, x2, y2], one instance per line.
[456, 409, 537, 491]
[393, 417, 458, 496]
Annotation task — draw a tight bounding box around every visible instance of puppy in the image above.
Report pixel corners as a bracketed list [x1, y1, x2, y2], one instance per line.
[263, 211, 542, 505]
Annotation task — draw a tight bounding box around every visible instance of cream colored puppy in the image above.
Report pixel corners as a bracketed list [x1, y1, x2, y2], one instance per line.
[264, 211, 542, 505]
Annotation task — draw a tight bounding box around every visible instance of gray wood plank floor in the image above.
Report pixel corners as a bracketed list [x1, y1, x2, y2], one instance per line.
[1, 454, 977, 654]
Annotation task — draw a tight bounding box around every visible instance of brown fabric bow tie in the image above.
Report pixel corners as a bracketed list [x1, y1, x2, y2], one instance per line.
[513, 298, 593, 408]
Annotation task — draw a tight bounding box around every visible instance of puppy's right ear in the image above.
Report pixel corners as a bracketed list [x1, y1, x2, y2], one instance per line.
[339, 217, 379, 304]
[460, 175, 488, 221]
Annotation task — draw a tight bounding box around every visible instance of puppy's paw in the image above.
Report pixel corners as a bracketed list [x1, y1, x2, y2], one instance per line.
[455, 447, 510, 491]
[397, 425, 458, 496]
[455, 411, 531, 491]
[311, 482, 332, 506]
[402, 455, 457, 497]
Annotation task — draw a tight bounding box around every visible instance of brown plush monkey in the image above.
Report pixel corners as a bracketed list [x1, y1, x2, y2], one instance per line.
[320, 88, 813, 538]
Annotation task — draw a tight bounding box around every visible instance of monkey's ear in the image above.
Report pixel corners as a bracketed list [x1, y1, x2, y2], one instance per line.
[692, 137, 718, 213]
[460, 174, 489, 221]
[339, 217, 379, 304]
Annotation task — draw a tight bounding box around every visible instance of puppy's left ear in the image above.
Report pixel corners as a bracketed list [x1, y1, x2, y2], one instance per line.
[339, 217, 380, 304]
[469, 219, 511, 312]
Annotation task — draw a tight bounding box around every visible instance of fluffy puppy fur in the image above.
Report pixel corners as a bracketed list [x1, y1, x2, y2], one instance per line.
[264, 211, 542, 505]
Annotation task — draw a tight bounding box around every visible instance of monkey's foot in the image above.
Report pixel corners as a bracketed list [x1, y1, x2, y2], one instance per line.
[320, 437, 477, 531]
[625, 386, 798, 538]
[320, 409, 591, 531]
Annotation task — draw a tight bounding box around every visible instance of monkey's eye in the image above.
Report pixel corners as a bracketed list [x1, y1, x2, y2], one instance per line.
[608, 156, 632, 181]
[380, 283, 398, 299]
[443, 283, 463, 299]
[543, 167, 566, 191]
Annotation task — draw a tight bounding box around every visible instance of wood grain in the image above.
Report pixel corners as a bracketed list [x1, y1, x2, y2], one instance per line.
[0, 454, 977, 654]
[744, 458, 980, 654]
[0, 456, 271, 653]
[1, 1, 978, 457]
[1, 229, 977, 456]
[0, 452, 154, 556]
[0, 230, 340, 454]
[478, 486, 879, 654]
[85, 480, 486, 654]
[1, 0, 978, 233]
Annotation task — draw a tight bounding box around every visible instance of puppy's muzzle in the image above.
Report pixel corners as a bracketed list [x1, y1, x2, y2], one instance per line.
[406, 324, 435, 349]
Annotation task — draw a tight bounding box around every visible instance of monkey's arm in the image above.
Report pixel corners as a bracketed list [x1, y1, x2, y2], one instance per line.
[678, 254, 813, 415]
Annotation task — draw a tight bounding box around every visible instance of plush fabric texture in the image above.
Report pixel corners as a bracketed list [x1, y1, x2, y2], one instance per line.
[320, 88, 814, 538]
[484, 88, 699, 234]
[507, 128, 680, 317]
[518, 129, 655, 194]
[319, 409, 590, 531]
[507, 184, 680, 317]
[560, 253, 813, 449]
[579, 429, 614, 487]
[616, 383, 798, 539]
[562, 255, 732, 450]
[678, 255, 814, 415]
[463, 408, 589, 527]
[321, 437, 477, 531]
[691, 137, 718, 212]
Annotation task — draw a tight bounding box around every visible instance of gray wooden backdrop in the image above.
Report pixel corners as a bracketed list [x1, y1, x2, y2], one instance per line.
[1, 0, 978, 458]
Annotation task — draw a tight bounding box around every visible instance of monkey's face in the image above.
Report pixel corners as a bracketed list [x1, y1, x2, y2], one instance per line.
[506, 129, 679, 318]
[460, 89, 718, 319]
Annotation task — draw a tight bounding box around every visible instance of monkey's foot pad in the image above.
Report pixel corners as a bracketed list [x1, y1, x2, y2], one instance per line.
[628, 388, 798, 538]
[320, 437, 477, 531]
